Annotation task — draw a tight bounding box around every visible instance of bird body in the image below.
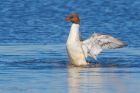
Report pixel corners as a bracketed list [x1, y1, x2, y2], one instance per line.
[66, 23, 87, 66]
[65, 13, 127, 66]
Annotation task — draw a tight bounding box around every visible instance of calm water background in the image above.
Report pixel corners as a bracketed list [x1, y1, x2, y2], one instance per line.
[0, 0, 140, 93]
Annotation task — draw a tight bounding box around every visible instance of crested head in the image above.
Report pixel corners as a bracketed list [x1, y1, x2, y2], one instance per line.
[65, 13, 80, 24]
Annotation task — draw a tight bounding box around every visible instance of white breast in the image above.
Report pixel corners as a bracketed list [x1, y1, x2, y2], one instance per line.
[66, 23, 87, 66]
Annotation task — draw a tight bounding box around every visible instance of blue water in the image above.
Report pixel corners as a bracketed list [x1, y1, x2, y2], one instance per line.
[0, 0, 140, 93]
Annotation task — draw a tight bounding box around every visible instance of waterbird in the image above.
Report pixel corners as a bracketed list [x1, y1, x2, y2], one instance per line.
[65, 13, 127, 66]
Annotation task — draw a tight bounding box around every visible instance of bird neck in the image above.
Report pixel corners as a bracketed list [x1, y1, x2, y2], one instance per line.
[67, 23, 80, 44]
[70, 23, 80, 33]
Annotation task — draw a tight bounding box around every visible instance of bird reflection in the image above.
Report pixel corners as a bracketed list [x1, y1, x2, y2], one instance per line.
[68, 65, 128, 93]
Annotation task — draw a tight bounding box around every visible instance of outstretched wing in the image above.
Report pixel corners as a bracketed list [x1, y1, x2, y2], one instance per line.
[82, 32, 127, 60]
[89, 33, 127, 49]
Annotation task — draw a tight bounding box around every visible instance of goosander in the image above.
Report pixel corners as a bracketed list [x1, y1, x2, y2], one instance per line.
[65, 13, 127, 66]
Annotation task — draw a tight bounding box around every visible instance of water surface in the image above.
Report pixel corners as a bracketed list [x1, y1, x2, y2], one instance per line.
[0, 0, 140, 93]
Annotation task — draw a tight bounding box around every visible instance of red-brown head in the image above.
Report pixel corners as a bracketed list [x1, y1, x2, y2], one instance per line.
[65, 13, 80, 24]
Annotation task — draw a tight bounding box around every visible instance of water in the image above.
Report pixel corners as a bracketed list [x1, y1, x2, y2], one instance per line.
[0, 0, 140, 93]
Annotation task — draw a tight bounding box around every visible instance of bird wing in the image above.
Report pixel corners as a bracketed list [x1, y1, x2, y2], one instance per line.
[89, 32, 127, 49]
[82, 32, 127, 60]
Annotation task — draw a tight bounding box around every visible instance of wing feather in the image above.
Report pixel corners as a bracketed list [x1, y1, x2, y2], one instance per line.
[90, 33, 127, 49]
[82, 32, 127, 60]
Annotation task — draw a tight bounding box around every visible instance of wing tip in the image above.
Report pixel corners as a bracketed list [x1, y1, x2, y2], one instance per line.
[118, 42, 128, 48]
[122, 42, 128, 46]
[124, 42, 128, 46]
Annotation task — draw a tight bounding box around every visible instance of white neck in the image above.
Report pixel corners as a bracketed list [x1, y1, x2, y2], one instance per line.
[67, 23, 80, 44]
[70, 23, 80, 33]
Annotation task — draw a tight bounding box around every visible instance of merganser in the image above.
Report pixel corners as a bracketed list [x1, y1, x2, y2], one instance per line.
[65, 13, 127, 66]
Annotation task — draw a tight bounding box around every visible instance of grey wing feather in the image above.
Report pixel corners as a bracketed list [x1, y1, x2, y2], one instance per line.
[82, 38, 102, 60]
[82, 32, 127, 60]
[90, 33, 127, 49]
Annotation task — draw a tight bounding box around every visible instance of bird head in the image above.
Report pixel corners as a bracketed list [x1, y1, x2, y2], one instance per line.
[65, 13, 80, 24]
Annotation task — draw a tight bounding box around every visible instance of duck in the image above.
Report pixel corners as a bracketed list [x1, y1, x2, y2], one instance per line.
[65, 13, 127, 66]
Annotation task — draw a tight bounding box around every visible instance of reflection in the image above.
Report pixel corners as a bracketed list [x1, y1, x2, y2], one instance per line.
[68, 65, 128, 93]
[68, 66, 102, 93]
